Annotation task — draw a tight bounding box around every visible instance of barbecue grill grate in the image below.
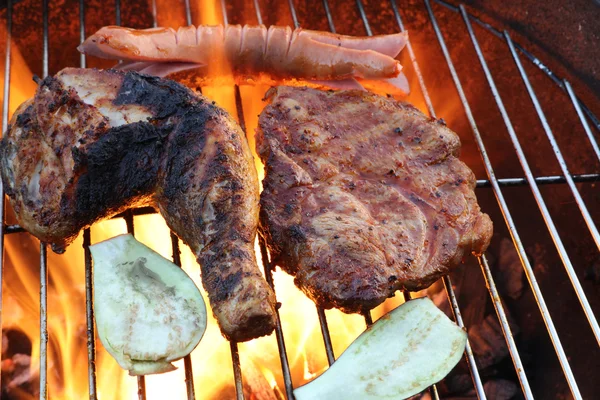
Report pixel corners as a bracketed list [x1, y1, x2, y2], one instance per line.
[0, 0, 599, 399]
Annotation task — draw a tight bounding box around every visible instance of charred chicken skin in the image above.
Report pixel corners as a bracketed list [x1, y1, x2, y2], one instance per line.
[0, 68, 276, 342]
[257, 86, 493, 313]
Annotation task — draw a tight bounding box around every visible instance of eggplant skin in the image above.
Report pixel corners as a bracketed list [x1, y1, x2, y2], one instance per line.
[0, 68, 276, 342]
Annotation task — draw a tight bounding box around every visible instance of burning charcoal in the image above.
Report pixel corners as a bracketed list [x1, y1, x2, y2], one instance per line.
[1, 328, 36, 399]
[497, 238, 525, 300]
[441, 373, 474, 394]
[584, 256, 600, 284]
[2, 329, 31, 359]
[483, 379, 518, 400]
[469, 314, 517, 369]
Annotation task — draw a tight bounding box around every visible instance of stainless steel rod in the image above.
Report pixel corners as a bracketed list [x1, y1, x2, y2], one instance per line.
[253, 0, 263, 25]
[258, 237, 295, 399]
[2, 0, 12, 134]
[434, 0, 600, 132]
[137, 376, 146, 400]
[42, 0, 49, 78]
[79, 0, 86, 68]
[184, 0, 192, 26]
[424, 0, 581, 397]
[39, 243, 48, 400]
[476, 173, 599, 188]
[442, 276, 487, 399]
[322, 0, 336, 33]
[354, 0, 372, 36]
[390, 0, 435, 117]
[0, 0, 12, 394]
[479, 255, 533, 399]
[83, 229, 97, 400]
[490, 29, 600, 252]
[170, 232, 196, 400]
[123, 212, 147, 400]
[287, 0, 299, 30]
[78, 1, 98, 397]
[316, 307, 335, 366]
[230, 341, 244, 400]
[151, 0, 157, 28]
[115, 0, 121, 26]
[220, 0, 228, 26]
[563, 80, 600, 161]
[498, 29, 600, 340]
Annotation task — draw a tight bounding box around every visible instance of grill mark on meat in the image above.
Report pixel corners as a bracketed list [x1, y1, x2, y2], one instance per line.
[257, 86, 492, 313]
[0, 68, 276, 342]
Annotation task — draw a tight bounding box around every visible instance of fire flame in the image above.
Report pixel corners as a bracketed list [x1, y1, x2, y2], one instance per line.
[0, 1, 466, 399]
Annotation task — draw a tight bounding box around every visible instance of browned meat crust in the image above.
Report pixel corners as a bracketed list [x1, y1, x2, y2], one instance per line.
[0, 68, 276, 342]
[257, 86, 492, 313]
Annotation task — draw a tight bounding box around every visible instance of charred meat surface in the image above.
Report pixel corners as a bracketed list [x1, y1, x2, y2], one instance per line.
[257, 86, 492, 313]
[0, 68, 276, 342]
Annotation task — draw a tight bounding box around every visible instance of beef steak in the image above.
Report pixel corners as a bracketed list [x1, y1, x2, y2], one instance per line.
[257, 86, 492, 313]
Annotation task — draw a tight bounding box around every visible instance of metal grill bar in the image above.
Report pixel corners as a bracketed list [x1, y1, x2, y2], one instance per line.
[79, 3, 98, 398]
[170, 232, 196, 400]
[38, 1, 50, 398]
[258, 238, 294, 399]
[501, 28, 600, 249]
[184, 0, 192, 26]
[121, 212, 147, 399]
[564, 80, 600, 161]
[230, 341, 244, 400]
[390, 0, 435, 117]
[136, 377, 146, 400]
[79, 0, 86, 68]
[424, 0, 582, 397]
[505, 31, 600, 334]
[83, 229, 97, 400]
[434, 0, 600, 132]
[315, 307, 335, 365]
[253, 0, 263, 25]
[0, 0, 10, 391]
[476, 173, 599, 187]
[2, 0, 11, 135]
[42, 0, 48, 78]
[321, 0, 335, 33]
[286, 0, 299, 31]
[479, 255, 533, 398]
[359, 1, 486, 397]
[115, 0, 121, 26]
[461, 6, 600, 342]
[442, 276, 486, 399]
[39, 243, 48, 399]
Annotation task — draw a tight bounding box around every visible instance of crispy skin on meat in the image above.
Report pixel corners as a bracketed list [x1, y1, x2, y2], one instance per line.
[257, 86, 492, 313]
[0, 68, 276, 342]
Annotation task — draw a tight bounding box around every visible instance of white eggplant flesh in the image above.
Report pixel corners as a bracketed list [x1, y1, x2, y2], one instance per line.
[294, 297, 466, 400]
[90, 234, 207, 376]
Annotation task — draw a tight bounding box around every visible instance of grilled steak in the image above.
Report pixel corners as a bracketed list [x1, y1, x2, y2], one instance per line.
[0, 68, 276, 342]
[257, 86, 492, 313]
